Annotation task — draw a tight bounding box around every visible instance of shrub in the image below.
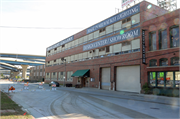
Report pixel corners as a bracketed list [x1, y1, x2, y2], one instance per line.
[142, 83, 151, 94]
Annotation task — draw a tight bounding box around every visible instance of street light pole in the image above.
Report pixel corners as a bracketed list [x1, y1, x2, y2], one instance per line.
[63, 59, 66, 87]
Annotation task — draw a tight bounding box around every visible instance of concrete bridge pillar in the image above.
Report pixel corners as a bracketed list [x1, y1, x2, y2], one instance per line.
[21, 65, 29, 79]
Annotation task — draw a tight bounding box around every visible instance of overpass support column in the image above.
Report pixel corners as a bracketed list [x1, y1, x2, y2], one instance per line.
[10, 71, 20, 78]
[21, 65, 29, 79]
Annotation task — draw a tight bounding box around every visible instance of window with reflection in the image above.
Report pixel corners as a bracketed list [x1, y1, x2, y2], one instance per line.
[149, 72, 156, 87]
[159, 30, 168, 49]
[175, 71, 180, 88]
[149, 32, 156, 51]
[149, 59, 157, 67]
[159, 58, 168, 66]
[171, 57, 180, 65]
[157, 72, 164, 87]
[170, 26, 179, 48]
[165, 72, 173, 87]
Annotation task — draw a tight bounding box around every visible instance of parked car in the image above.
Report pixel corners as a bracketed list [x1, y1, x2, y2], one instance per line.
[49, 81, 59, 87]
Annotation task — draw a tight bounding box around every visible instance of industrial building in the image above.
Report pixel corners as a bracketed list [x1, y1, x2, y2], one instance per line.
[29, 65, 45, 81]
[45, 1, 179, 93]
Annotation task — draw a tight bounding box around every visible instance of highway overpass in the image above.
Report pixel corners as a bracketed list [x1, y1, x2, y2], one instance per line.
[0, 53, 45, 79]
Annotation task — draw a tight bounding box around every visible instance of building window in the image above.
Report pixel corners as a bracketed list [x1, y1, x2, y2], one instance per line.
[149, 32, 156, 51]
[62, 44, 65, 48]
[122, 41, 130, 46]
[157, 72, 165, 87]
[149, 71, 180, 88]
[99, 47, 105, 52]
[106, 46, 109, 52]
[175, 71, 180, 87]
[165, 72, 174, 87]
[54, 60, 56, 62]
[99, 28, 105, 33]
[48, 51, 50, 53]
[54, 48, 57, 51]
[77, 77, 81, 83]
[122, 19, 126, 24]
[149, 59, 157, 67]
[127, 17, 131, 22]
[149, 72, 156, 87]
[122, 17, 131, 24]
[159, 30, 167, 49]
[170, 26, 179, 48]
[171, 57, 179, 65]
[159, 58, 168, 66]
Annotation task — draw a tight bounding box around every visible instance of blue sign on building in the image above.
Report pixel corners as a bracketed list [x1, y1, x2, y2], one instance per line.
[83, 27, 140, 51]
[47, 36, 74, 51]
[86, 4, 140, 34]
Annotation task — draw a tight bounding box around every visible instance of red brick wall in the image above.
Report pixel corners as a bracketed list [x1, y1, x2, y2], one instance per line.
[46, 27, 141, 62]
[45, 52, 141, 87]
[140, 1, 168, 22]
[74, 29, 87, 40]
[140, 9, 179, 87]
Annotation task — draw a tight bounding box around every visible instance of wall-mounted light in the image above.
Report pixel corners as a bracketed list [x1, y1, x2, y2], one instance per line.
[147, 4, 152, 9]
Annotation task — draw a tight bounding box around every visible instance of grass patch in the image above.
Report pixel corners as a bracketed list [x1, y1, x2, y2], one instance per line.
[1, 92, 33, 118]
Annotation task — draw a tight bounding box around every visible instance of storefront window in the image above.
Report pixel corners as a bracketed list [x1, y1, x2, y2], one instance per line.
[149, 71, 180, 88]
[175, 71, 180, 88]
[77, 77, 81, 84]
[171, 57, 180, 66]
[165, 72, 173, 87]
[159, 58, 168, 66]
[149, 32, 156, 51]
[159, 30, 168, 49]
[157, 72, 164, 87]
[149, 72, 156, 87]
[170, 26, 179, 48]
[149, 59, 157, 67]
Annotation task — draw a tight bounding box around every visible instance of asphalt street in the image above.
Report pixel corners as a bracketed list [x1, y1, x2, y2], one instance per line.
[0, 80, 179, 119]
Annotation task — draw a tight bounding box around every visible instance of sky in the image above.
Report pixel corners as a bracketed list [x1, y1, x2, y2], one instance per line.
[0, 0, 179, 56]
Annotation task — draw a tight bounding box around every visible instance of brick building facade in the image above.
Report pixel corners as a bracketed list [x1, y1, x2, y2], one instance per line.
[45, 1, 179, 93]
[29, 65, 45, 81]
[141, 9, 180, 94]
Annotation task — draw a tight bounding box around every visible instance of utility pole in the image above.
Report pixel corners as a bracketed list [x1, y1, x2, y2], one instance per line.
[61, 58, 66, 87]
[63, 59, 66, 87]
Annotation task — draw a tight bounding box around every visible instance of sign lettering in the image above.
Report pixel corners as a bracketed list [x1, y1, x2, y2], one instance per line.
[122, 0, 136, 8]
[142, 30, 146, 64]
[86, 4, 140, 34]
[83, 27, 140, 51]
[47, 36, 74, 51]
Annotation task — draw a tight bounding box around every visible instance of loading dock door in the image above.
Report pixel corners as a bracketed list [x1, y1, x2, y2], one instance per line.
[116, 65, 140, 93]
[101, 67, 110, 90]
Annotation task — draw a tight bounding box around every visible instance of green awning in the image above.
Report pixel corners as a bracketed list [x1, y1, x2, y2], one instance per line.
[71, 69, 90, 77]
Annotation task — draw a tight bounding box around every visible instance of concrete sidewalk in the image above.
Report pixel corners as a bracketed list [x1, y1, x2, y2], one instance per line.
[59, 86, 180, 106]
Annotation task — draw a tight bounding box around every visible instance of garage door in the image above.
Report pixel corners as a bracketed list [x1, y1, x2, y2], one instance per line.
[116, 65, 140, 93]
[101, 67, 110, 90]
